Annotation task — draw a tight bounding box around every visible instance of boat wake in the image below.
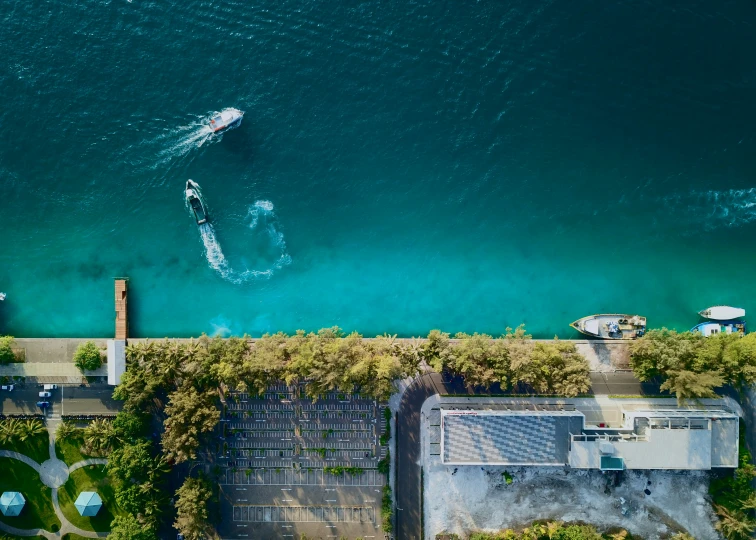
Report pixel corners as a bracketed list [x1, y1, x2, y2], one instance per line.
[662, 188, 756, 230]
[191, 188, 291, 283]
[156, 118, 216, 165]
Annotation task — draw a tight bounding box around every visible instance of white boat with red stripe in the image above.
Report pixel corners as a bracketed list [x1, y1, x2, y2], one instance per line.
[209, 108, 244, 133]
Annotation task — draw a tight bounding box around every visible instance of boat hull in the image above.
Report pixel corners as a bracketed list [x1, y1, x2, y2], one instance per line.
[210, 108, 244, 133]
[185, 180, 208, 225]
[570, 313, 646, 340]
[698, 305, 746, 320]
[691, 320, 746, 336]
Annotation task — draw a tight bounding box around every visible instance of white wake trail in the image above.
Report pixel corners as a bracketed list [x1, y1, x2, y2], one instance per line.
[189, 188, 292, 284]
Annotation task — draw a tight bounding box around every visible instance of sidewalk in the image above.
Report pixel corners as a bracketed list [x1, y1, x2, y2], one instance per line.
[11, 338, 109, 364]
[0, 362, 107, 378]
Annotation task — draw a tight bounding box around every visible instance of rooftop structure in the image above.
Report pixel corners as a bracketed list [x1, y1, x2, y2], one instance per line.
[441, 410, 584, 465]
[569, 410, 738, 470]
[439, 405, 738, 470]
[107, 339, 126, 386]
[0, 492, 25, 516]
[74, 491, 102, 517]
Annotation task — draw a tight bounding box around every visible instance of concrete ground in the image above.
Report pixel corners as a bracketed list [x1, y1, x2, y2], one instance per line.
[421, 395, 734, 540]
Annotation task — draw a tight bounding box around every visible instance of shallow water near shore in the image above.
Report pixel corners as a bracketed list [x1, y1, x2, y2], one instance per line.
[1, 0, 756, 338]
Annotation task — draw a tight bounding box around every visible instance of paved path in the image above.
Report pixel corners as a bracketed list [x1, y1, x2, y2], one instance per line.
[69, 458, 109, 473]
[0, 362, 107, 378]
[0, 450, 42, 473]
[0, 419, 110, 539]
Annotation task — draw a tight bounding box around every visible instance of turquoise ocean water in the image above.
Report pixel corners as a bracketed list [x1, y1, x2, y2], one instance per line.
[1, 0, 755, 338]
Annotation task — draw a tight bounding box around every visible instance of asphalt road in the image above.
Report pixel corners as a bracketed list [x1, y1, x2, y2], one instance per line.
[0, 384, 121, 417]
[395, 371, 662, 540]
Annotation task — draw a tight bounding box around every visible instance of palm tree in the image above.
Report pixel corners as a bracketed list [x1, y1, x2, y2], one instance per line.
[56, 421, 77, 441]
[146, 455, 170, 483]
[0, 420, 18, 445]
[83, 418, 116, 456]
[715, 505, 756, 540]
[18, 419, 45, 441]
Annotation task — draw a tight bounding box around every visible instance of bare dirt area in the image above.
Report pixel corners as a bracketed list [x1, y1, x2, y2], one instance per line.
[425, 464, 719, 539]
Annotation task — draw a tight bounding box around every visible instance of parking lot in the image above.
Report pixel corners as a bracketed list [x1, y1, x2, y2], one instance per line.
[218, 384, 388, 539]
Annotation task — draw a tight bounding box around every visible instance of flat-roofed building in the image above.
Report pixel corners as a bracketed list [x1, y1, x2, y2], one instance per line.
[569, 410, 738, 470]
[441, 410, 585, 466]
[439, 405, 738, 470]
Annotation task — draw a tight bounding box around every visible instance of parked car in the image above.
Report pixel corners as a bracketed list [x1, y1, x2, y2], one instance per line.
[36, 401, 50, 409]
[43, 384, 58, 391]
[38, 391, 51, 398]
[1, 385, 14, 391]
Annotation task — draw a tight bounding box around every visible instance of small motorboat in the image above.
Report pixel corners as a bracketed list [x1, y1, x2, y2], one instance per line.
[0, 292, 5, 301]
[185, 180, 208, 225]
[570, 314, 647, 340]
[209, 108, 244, 133]
[691, 320, 746, 337]
[698, 306, 746, 320]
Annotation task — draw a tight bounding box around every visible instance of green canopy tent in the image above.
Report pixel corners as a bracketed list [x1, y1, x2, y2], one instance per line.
[74, 491, 102, 517]
[0, 492, 25, 517]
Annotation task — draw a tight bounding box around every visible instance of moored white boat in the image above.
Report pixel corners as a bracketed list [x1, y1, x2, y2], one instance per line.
[698, 306, 745, 320]
[691, 320, 746, 337]
[570, 314, 646, 340]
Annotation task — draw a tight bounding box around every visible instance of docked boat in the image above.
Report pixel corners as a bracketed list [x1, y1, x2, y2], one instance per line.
[691, 320, 746, 337]
[185, 180, 208, 225]
[570, 314, 647, 340]
[209, 108, 244, 133]
[699, 305, 746, 320]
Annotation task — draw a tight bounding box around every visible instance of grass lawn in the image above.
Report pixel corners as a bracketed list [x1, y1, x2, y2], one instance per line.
[0, 457, 60, 532]
[0, 433, 50, 465]
[55, 432, 95, 466]
[57, 464, 124, 533]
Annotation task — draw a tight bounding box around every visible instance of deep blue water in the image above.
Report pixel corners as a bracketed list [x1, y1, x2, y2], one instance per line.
[1, 0, 756, 338]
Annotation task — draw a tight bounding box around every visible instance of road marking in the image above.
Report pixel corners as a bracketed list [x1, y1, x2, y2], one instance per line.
[236, 488, 247, 491]
[325, 499, 336, 502]
[281, 488, 292, 491]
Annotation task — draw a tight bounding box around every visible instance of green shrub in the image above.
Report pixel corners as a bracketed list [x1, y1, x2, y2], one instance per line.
[377, 450, 390, 475]
[73, 340, 102, 371]
[381, 484, 393, 532]
[0, 336, 15, 364]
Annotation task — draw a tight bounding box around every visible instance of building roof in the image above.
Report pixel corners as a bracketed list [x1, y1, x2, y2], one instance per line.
[75, 491, 102, 516]
[569, 410, 739, 470]
[107, 339, 126, 386]
[441, 409, 585, 465]
[0, 492, 25, 516]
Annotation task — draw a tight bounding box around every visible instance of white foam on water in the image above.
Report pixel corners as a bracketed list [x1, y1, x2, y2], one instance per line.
[663, 187, 756, 230]
[189, 188, 292, 284]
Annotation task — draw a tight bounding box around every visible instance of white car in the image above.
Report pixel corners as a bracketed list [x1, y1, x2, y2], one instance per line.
[1, 385, 14, 391]
[43, 384, 57, 391]
[39, 391, 51, 398]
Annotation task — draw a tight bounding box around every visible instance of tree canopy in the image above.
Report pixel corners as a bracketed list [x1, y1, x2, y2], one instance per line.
[174, 477, 213, 540]
[421, 326, 591, 396]
[73, 340, 103, 371]
[630, 328, 756, 401]
[0, 336, 15, 364]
